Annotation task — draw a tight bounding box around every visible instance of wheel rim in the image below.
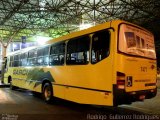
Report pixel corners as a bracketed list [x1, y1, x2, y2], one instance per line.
[44, 86, 51, 101]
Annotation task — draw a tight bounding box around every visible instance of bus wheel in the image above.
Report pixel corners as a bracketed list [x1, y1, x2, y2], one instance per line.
[42, 83, 53, 103]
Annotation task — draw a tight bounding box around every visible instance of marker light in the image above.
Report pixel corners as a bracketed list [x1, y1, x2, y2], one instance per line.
[117, 72, 125, 89]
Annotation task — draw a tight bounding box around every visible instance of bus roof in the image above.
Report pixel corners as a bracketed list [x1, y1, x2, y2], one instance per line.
[46, 19, 153, 44]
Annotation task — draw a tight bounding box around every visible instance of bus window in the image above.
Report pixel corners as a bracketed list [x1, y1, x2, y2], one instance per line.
[141, 38, 145, 48]
[50, 42, 65, 66]
[91, 30, 110, 64]
[37, 48, 44, 65]
[43, 46, 49, 65]
[66, 36, 90, 65]
[136, 35, 140, 48]
[28, 49, 37, 66]
[9, 56, 13, 67]
[37, 46, 49, 65]
[119, 24, 156, 59]
[125, 32, 136, 48]
[13, 54, 20, 67]
[37, 48, 44, 56]
[20, 53, 28, 66]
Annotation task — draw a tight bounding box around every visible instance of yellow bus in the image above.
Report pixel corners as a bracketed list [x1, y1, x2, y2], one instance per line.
[3, 20, 157, 106]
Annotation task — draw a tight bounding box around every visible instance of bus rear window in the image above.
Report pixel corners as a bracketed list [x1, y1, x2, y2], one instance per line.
[125, 32, 136, 48]
[119, 24, 156, 59]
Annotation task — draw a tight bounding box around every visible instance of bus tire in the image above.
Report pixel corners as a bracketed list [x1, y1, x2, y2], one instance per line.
[42, 83, 53, 103]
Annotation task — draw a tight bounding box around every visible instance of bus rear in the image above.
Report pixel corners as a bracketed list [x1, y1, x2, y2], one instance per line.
[114, 23, 157, 106]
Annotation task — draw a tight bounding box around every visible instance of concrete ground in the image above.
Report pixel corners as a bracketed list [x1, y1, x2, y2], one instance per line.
[0, 87, 159, 120]
[121, 89, 160, 114]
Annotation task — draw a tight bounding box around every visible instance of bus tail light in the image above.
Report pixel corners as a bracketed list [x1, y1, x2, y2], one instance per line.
[117, 72, 125, 89]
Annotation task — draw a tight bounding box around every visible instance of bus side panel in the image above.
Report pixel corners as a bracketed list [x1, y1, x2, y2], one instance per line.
[63, 86, 113, 105]
[59, 57, 114, 106]
[4, 67, 48, 93]
[53, 85, 65, 99]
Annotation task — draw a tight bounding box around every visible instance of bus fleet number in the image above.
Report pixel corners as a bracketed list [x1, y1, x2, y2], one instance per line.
[141, 67, 147, 72]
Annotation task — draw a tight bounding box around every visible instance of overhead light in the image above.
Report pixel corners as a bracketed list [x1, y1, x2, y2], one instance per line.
[36, 36, 52, 45]
[13, 43, 17, 49]
[79, 23, 92, 30]
[79, 22, 96, 30]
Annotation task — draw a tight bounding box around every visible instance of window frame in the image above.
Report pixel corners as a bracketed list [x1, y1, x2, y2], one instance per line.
[13, 54, 20, 67]
[20, 52, 28, 67]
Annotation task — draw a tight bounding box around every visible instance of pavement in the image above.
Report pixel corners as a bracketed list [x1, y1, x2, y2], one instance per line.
[0, 81, 9, 88]
[0, 87, 159, 120]
[121, 89, 160, 115]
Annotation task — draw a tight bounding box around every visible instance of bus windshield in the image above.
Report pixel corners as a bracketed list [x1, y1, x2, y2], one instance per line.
[119, 24, 156, 59]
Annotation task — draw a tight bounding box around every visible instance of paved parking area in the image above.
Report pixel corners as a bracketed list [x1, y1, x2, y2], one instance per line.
[0, 87, 159, 120]
[121, 89, 160, 115]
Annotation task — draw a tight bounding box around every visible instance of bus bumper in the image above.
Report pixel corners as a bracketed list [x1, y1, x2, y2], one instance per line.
[113, 85, 157, 106]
